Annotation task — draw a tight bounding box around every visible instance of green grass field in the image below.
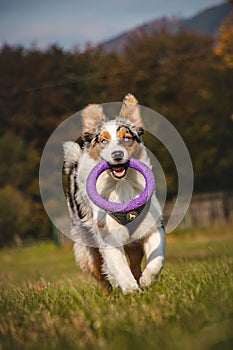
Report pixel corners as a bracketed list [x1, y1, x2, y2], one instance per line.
[0, 226, 232, 350]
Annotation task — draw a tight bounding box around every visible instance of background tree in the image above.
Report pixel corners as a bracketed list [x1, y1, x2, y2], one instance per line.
[113, 29, 233, 194]
[0, 185, 30, 247]
[215, 13, 233, 68]
[0, 24, 233, 245]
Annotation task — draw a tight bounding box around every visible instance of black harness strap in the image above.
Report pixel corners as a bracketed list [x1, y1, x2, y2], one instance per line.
[108, 202, 150, 226]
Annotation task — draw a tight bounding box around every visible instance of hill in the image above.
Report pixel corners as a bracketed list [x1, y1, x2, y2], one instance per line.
[103, 2, 233, 53]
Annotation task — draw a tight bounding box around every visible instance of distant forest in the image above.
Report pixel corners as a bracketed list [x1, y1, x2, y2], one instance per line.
[0, 19, 233, 246]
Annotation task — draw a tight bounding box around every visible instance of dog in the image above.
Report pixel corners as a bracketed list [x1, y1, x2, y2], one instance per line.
[63, 94, 166, 294]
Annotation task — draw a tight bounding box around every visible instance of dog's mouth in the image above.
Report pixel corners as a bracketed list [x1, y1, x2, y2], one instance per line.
[110, 164, 128, 179]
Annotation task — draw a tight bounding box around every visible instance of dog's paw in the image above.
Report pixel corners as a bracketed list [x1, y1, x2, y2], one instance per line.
[139, 256, 164, 288]
[121, 281, 140, 294]
[139, 273, 153, 288]
[122, 286, 141, 294]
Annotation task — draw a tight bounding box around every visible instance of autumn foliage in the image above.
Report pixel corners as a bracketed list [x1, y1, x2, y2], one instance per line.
[215, 14, 233, 68]
[0, 26, 232, 244]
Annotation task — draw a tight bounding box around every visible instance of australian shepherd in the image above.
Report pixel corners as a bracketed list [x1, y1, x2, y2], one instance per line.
[63, 94, 166, 294]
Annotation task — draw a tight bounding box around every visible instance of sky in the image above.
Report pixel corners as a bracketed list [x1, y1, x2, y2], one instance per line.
[0, 0, 225, 50]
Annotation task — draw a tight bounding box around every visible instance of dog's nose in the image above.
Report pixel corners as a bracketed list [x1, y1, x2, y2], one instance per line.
[111, 150, 124, 161]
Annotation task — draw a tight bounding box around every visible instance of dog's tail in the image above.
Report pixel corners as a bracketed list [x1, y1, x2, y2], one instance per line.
[63, 141, 81, 174]
[63, 141, 92, 226]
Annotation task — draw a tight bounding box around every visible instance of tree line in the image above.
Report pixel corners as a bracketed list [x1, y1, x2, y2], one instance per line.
[0, 19, 233, 246]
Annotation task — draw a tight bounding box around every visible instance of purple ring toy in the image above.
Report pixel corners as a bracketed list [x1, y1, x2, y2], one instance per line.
[86, 158, 155, 213]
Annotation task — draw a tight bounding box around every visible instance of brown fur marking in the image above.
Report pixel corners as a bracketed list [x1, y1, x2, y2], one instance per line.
[88, 146, 99, 160]
[124, 243, 144, 282]
[90, 248, 112, 294]
[118, 127, 132, 141]
[100, 130, 111, 143]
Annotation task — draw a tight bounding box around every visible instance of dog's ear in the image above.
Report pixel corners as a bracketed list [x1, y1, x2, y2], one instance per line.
[82, 104, 106, 133]
[119, 94, 144, 130]
[82, 104, 106, 145]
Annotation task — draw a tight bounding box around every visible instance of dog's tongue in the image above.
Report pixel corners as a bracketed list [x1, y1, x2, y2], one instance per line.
[112, 166, 126, 178]
[114, 167, 124, 172]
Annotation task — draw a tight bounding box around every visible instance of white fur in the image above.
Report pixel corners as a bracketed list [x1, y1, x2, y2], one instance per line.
[63, 141, 81, 174]
[64, 98, 166, 294]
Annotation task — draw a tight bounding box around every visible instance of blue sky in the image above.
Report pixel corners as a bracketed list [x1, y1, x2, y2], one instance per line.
[0, 0, 224, 50]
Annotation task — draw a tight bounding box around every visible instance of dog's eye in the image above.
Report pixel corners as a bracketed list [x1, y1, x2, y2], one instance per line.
[101, 139, 108, 145]
[123, 136, 131, 142]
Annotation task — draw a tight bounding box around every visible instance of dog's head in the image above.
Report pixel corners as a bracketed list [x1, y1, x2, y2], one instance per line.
[82, 94, 144, 179]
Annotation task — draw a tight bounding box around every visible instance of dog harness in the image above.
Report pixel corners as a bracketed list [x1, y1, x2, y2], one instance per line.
[108, 203, 147, 225]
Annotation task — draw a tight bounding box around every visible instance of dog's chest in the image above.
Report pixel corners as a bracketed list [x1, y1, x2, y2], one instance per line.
[78, 153, 160, 244]
[108, 179, 135, 203]
[103, 200, 158, 244]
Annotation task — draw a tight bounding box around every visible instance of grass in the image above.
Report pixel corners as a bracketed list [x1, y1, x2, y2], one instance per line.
[0, 226, 232, 350]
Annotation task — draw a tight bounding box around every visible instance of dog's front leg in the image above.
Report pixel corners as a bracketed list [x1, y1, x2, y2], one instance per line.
[139, 222, 166, 288]
[100, 246, 140, 294]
